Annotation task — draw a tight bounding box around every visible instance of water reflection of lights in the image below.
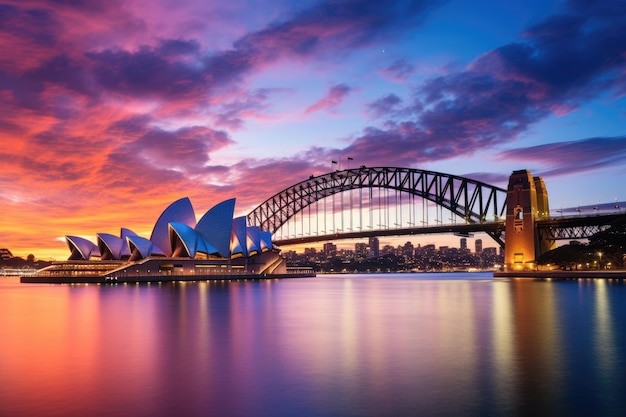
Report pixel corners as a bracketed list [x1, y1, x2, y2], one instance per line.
[593, 280, 616, 393]
[492, 282, 516, 408]
[510, 280, 564, 413]
[3, 276, 626, 416]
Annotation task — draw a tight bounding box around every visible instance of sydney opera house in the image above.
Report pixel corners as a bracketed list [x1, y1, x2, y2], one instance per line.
[22, 197, 314, 283]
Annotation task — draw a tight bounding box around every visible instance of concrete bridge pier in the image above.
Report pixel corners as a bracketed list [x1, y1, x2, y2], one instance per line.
[504, 169, 555, 271]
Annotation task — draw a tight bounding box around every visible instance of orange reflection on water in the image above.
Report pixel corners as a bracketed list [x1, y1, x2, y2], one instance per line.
[0, 281, 101, 415]
[0, 283, 71, 392]
[509, 279, 565, 414]
[2, 275, 625, 417]
[0, 280, 166, 417]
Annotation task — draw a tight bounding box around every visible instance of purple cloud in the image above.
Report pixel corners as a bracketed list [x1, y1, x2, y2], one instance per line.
[86, 45, 207, 99]
[99, 121, 235, 198]
[157, 38, 202, 58]
[498, 136, 626, 177]
[0, 4, 59, 48]
[337, 0, 626, 168]
[110, 125, 232, 171]
[213, 88, 283, 130]
[27, 54, 95, 99]
[234, 0, 443, 59]
[44, 0, 443, 105]
[366, 93, 411, 120]
[379, 58, 415, 81]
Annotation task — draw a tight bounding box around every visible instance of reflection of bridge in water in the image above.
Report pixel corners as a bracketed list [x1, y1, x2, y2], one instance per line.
[247, 166, 626, 270]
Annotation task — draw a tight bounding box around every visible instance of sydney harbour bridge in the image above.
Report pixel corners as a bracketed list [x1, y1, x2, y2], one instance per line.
[246, 166, 625, 270]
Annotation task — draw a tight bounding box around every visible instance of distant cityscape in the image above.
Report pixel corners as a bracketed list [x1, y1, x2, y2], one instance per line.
[1, 236, 503, 275]
[284, 237, 503, 273]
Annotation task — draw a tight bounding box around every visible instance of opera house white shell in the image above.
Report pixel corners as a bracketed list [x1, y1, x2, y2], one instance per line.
[23, 197, 314, 283]
[65, 197, 270, 262]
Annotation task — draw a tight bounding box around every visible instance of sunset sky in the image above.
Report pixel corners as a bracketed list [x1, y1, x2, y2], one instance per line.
[1, 0, 625, 260]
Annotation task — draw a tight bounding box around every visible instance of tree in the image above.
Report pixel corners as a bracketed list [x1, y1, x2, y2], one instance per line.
[537, 243, 595, 270]
[587, 218, 626, 268]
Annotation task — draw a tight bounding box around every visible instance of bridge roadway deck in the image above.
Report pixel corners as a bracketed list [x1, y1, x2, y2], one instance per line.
[274, 212, 626, 246]
[273, 221, 505, 246]
[536, 212, 626, 228]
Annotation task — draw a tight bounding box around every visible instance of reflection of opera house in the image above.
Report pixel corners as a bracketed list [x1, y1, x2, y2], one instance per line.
[22, 197, 314, 283]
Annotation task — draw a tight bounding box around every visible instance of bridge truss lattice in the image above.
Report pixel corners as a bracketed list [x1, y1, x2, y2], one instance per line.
[247, 167, 507, 246]
[537, 213, 626, 240]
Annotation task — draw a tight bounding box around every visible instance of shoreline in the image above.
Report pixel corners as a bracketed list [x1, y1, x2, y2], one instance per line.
[20, 272, 316, 284]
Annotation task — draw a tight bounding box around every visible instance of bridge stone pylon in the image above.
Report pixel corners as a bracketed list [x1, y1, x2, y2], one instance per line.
[504, 169, 555, 270]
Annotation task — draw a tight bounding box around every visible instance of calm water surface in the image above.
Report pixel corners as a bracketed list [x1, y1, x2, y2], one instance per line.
[1, 273, 626, 417]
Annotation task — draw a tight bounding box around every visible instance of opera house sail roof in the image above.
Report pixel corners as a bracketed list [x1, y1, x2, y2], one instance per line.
[21, 196, 319, 283]
[149, 197, 196, 257]
[195, 198, 235, 258]
[63, 197, 275, 263]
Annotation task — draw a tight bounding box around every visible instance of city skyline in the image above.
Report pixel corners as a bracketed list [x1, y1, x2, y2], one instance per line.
[1, 0, 625, 259]
[298, 237, 493, 256]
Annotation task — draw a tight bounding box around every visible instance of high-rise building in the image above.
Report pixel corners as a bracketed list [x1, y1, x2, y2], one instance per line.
[355, 242, 368, 257]
[323, 242, 337, 257]
[460, 238, 467, 251]
[483, 247, 497, 256]
[402, 241, 414, 259]
[368, 237, 380, 258]
[475, 239, 483, 254]
[422, 244, 436, 254]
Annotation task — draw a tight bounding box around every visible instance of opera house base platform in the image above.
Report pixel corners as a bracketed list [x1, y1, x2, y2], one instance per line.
[21, 253, 315, 284]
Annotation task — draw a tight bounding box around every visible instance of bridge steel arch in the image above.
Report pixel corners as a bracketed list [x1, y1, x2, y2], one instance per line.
[247, 167, 507, 246]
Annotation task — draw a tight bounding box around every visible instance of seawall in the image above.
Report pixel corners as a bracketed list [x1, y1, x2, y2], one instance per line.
[494, 270, 626, 279]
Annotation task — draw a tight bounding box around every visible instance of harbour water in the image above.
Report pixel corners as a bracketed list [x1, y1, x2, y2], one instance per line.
[1, 273, 626, 416]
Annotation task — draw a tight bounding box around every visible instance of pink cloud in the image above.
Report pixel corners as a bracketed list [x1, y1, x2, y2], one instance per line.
[304, 84, 352, 114]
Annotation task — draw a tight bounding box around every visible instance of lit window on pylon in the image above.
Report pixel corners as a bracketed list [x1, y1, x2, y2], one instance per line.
[514, 206, 523, 233]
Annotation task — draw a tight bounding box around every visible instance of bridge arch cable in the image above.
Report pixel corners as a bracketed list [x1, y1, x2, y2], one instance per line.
[247, 166, 507, 243]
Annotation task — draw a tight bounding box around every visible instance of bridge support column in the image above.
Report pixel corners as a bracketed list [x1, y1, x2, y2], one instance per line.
[504, 170, 555, 271]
